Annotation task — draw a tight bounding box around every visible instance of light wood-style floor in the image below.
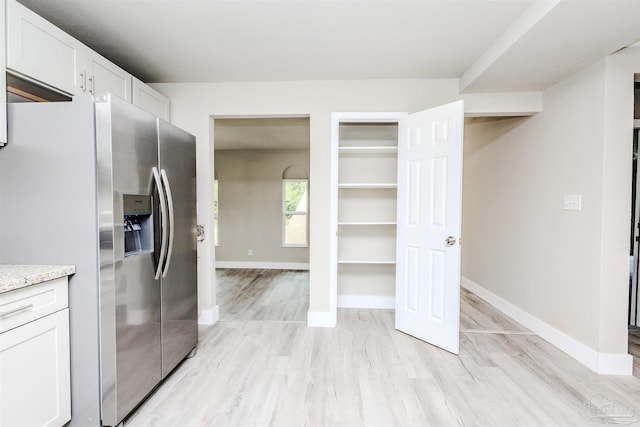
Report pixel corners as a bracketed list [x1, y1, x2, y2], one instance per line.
[125, 271, 640, 426]
[216, 269, 309, 322]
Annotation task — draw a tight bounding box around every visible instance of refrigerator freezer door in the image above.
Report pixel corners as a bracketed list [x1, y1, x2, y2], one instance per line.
[157, 119, 198, 378]
[96, 95, 162, 426]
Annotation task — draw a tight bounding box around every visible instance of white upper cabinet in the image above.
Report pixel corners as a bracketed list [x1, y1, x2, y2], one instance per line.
[1, 0, 7, 146]
[6, 0, 85, 95]
[85, 51, 132, 101]
[132, 77, 171, 121]
[5, 0, 142, 106]
[5, 0, 171, 118]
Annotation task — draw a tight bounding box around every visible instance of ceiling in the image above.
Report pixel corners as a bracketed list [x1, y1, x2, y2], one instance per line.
[17, 0, 640, 92]
[214, 117, 310, 150]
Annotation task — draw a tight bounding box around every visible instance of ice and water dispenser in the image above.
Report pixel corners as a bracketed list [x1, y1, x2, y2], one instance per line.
[123, 194, 153, 256]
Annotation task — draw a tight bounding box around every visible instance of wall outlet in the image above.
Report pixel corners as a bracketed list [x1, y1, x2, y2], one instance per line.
[248, 249, 253, 256]
[563, 194, 582, 211]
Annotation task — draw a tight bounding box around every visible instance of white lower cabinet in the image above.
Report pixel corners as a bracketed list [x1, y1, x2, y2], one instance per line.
[0, 278, 71, 427]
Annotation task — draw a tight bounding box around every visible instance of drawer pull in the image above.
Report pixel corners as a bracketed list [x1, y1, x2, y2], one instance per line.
[0, 304, 34, 318]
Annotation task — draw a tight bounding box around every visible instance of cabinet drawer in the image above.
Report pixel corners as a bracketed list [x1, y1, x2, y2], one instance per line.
[0, 277, 69, 333]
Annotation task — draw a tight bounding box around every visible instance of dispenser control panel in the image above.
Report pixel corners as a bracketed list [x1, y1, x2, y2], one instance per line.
[123, 194, 153, 257]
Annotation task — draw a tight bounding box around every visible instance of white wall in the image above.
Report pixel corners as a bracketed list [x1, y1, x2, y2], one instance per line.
[462, 48, 639, 372]
[154, 79, 460, 316]
[215, 149, 309, 265]
[151, 78, 541, 324]
[155, 71, 633, 372]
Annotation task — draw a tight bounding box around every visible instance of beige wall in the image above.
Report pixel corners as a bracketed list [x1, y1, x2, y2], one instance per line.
[215, 149, 309, 264]
[462, 48, 639, 355]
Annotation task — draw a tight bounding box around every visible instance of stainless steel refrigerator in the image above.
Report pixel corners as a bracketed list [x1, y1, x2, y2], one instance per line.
[0, 94, 198, 426]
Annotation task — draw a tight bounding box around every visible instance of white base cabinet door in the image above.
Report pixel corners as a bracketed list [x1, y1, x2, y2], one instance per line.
[0, 309, 71, 427]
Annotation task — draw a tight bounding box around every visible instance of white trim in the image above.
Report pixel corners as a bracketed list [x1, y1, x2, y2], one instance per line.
[461, 276, 633, 376]
[338, 295, 395, 309]
[307, 310, 336, 327]
[198, 305, 219, 325]
[215, 261, 309, 270]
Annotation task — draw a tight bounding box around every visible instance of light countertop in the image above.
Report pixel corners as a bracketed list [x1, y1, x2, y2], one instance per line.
[0, 264, 76, 294]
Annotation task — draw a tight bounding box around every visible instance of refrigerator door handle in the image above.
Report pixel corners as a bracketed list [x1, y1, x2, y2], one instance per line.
[153, 167, 169, 280]
[160, 169, 175, 278]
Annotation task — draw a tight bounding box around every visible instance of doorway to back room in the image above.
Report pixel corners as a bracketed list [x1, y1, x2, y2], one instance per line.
[213, 116, 310, 322]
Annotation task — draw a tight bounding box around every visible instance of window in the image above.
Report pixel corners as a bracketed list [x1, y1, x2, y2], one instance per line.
[283, 179, 308, 246]
[213, 179, 219, 246]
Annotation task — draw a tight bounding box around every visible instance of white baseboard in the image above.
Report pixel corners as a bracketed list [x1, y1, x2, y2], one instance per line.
[307, 310, 336, 327]
[598, 353, 635, 376]
[461, 276, 633, 376]
[216, 261, 309, 270]
[198, 305, 219, 326]
[338, 295, 395, 309]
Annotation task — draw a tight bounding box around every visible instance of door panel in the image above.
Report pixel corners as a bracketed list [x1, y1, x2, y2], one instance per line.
[395, 101, 464, 354]
[157, 119, 197, 378]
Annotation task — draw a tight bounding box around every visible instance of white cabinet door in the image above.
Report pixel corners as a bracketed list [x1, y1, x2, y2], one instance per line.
[85, 51, 132, 101]
[0, 309, 71, 427]
[395, 100, 464, 354]
[0, 0, 7, 146]
[6, 0, 84, 95]
[132, 77, 171, 121]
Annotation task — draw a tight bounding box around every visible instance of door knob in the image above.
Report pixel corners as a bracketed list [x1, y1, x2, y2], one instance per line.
[445, 236, 456, 246]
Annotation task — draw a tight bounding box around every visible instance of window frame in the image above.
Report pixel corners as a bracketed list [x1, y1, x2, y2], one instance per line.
[282, 178, 309, 247]
[213, 179, 219, 247]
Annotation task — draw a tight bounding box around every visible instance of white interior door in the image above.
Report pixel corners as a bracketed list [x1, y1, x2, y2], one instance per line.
[395, 100, 464, 354]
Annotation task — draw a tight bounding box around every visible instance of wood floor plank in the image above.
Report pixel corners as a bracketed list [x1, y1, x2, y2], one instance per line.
[125, 275, 640, 427]
[217, 269, 309, 322]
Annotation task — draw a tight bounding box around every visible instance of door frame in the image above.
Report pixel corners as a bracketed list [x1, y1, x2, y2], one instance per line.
[211, 114, 312, 321]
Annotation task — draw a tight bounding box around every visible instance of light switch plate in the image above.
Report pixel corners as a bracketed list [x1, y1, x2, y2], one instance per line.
[563, 194, 582, 211]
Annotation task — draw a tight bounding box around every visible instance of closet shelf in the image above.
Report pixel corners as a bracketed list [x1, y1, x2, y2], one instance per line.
[338, 183, 397, 189]
[339, 146, 398, 154]
[337, 259, 396, 265]
[339, 139, 397, 147]
[338, 221, 397, 226]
